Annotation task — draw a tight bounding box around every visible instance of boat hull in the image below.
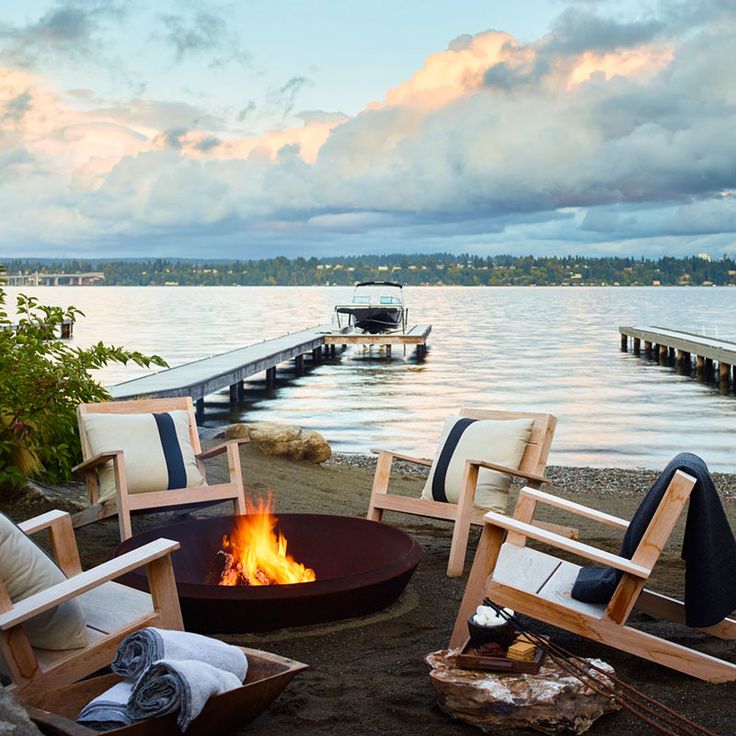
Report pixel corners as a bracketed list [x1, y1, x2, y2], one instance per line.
[335, 306, 404, 333]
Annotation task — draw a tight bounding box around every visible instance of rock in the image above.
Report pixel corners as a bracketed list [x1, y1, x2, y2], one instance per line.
[0, 687, 45, 735]
[225, 422, 331, 463]
[425, 648, 620, 735]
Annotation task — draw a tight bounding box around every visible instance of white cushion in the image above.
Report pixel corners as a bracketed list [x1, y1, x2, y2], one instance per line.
[0, 513, 86, 650]
[420, 415, 533, 512]
[81, 411, 205, 503]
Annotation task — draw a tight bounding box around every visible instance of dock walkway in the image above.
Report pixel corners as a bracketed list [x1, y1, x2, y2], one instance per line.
[619, 325, 736, 381]
[110, 322, 430, 418]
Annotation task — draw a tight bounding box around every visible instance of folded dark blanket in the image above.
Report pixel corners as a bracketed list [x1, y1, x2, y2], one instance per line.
[571, 452, 736, 627]
[128, 658, 242, 731]
[111, 627, 248, 682]
[77, 681, 133, 731]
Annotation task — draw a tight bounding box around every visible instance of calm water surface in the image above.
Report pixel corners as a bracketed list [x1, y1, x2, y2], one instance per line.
[7, 286, 736, 470]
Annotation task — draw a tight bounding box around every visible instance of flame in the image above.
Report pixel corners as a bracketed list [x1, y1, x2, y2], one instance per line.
[218, 495, 316, 586]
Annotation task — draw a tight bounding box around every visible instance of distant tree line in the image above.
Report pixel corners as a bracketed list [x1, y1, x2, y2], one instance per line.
[3, 254, 736, 287]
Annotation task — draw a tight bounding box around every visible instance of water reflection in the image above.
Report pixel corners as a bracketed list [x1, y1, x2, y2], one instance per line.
[5, 285, 736, 470]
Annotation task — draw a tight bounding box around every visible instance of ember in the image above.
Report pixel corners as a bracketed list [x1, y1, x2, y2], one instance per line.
[218, 496, 316, 586]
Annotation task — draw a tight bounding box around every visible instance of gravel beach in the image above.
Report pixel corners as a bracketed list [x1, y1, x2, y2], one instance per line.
[5, 443, 736, 736]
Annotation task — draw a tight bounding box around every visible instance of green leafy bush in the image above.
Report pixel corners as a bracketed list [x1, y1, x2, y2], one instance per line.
[0, 283, 167, 490]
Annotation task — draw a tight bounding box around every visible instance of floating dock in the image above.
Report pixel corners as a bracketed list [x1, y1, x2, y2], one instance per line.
[110, 322, 430, 419]
[619, 325, 736, 382]
[323, 324, 431, 357]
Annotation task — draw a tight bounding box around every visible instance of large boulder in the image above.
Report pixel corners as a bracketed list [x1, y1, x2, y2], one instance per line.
[0, 687, 45, 735]
[225, 422, 331, 464]
[426, 648, 620, 735]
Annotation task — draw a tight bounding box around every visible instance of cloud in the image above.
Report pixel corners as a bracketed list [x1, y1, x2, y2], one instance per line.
[1, 2, 736, 257]
[0, 1, 128, 68]
[155, 10, 250, 67]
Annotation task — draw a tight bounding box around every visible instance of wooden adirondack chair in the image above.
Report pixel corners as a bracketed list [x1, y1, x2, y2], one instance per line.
[73, 397, 248, 540]
[450, 471, 736, 682]
[0, 510, 183, 698]
[367, 409, 560, 577]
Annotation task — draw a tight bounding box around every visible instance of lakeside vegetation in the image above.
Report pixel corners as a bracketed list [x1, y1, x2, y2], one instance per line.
[3, 253, 736, 287]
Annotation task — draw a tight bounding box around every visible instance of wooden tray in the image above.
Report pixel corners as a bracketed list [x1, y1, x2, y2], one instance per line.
[22, 647, 306, 736]
[455, 638, 545, 674]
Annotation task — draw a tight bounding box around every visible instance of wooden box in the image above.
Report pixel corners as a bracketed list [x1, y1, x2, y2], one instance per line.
[455, 639, 545, 674]
[23, 648, 306, 736]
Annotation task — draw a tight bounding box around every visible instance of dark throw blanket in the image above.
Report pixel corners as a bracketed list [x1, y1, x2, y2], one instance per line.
[571, 452, 736, 628]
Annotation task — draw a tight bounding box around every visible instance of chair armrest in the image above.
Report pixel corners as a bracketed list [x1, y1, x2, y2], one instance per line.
[196, 438, 250, 461]
[466, 460, 550, 485]
[0, 538, 180, 630]
[482, 511, 649, 579]
[518, 487, 629, 530]
[17, 510, 70, 536]
[370, 448, 433, 467]
[72, 451, 123, 474]
[17, 510, 82, 576]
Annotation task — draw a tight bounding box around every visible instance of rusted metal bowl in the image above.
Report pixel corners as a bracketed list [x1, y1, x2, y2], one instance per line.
[115, 514, 421, 633]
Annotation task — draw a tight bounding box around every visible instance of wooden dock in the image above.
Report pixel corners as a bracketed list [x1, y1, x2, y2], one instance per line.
[323, 324, 431, 357]
[619, 325, 736, 382]
[110, 322, 430, 419]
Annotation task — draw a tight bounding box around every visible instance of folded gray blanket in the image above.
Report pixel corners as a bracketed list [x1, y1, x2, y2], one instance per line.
[128, 658, 242, 731]
[111, 628, 248, 682]
[77, 680, 134, 731]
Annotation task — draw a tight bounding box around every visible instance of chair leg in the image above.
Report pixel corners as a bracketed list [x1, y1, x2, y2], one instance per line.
[449, 524, 505, 648]
[367, 452, 393, 522]
[446, 462, 479, 577]
[227, 443, 247, 515]
[147, 555, 184, 631]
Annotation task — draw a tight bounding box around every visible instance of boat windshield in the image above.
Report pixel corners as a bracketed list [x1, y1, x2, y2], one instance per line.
[380, 296, 402, 304]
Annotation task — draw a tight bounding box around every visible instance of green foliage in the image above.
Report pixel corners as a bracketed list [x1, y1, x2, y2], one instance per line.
[0, 284, 167, 490]
[5, 254, 736, 287]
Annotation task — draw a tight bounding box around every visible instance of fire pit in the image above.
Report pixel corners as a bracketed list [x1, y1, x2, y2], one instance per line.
[115, 513, 421, 633]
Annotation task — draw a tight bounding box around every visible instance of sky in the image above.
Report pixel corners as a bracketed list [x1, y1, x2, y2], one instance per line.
[0, 0, 735, 260]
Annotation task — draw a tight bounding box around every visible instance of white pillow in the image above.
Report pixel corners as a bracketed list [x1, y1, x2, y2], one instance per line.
[0, 513, 86, 650]
[420, 415, 534, 512]
[82, 411, 205, 503]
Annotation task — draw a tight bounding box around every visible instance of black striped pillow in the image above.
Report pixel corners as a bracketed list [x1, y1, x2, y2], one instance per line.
[82, 411, 205, 502]
[420, 415, 533, 512]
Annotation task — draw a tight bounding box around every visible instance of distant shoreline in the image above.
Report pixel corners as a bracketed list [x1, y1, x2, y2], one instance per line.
[3, 253, 734, 287]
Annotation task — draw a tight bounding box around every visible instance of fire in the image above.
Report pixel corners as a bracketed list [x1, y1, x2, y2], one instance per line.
[218, 495, 316, 586]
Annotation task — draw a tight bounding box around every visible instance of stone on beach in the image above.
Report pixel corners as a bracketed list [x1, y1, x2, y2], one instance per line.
[425, 648, 620, 735]
[225, 422, 331, 463]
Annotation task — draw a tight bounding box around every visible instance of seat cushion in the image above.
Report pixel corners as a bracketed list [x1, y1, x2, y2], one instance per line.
[81, 411, 205, 503]
[0, 513, 86, 650]
[420, 415, 533, 512]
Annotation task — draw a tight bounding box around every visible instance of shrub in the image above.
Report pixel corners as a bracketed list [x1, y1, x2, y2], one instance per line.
[0, 282, 167, 490]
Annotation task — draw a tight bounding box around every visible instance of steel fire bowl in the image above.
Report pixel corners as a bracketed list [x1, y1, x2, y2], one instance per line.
[115, 514, 422, 633]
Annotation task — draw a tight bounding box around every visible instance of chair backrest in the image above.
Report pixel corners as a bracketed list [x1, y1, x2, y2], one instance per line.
[457, 408, 556, 479]
[77, 397, 202, 458]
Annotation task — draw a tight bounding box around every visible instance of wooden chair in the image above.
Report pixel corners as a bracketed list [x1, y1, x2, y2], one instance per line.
[450, 471, 736, 682]
[73, 397, 248, 540]
[0, 509, 184, 698]
[367, 409, 560, 577]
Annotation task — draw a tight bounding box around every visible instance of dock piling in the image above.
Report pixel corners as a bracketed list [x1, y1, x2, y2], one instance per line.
[620, 325, 736, 390]
[266, 367, 276, 389]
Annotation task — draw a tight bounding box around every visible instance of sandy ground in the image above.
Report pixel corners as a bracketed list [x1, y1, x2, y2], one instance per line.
[6, 444, 736, 736]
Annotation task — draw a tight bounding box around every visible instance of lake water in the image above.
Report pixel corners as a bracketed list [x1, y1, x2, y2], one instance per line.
[5, 285, 736, 470]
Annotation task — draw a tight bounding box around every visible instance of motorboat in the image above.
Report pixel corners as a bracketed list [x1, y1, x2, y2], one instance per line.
[334, 281, 407, 334]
